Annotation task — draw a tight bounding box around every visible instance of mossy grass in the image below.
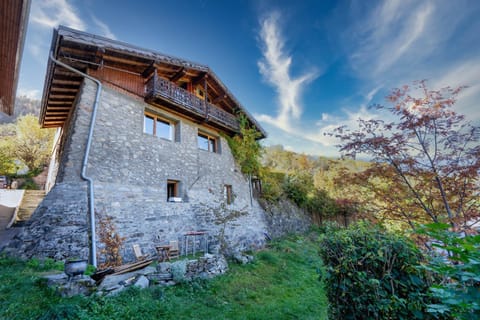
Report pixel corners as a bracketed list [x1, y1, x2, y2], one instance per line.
[0, 232, 328, 319]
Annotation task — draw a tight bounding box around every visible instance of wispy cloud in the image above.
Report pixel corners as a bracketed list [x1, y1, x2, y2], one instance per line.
[256, 11, 319, 132]
[255, 10, 380, 155]
[91, 15, 117, 39]
[30, 0, 86, 30]
[343, 0, 476, 86]
[431, 58, 480, 119]
[307, 105, 378, 147]
[347, 0, 435, 79]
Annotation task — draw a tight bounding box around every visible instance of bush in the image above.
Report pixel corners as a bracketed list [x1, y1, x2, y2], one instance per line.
[319, 222, 442, 319]
[417, 223, 480, 319]
[259, 170, 284, 203]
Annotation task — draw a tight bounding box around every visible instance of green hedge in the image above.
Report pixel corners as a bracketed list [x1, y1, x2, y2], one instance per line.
[319, 222, 444, 319]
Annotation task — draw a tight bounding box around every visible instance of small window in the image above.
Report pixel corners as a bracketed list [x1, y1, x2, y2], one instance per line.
[196, 87, 205, 98]
[144, 112, 174, 140]
[224, 185, 233, 204]
[198, 132, 217, 153]
[167, 180, 181, 202]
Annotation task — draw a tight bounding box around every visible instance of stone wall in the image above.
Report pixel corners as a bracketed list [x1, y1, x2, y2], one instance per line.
[9, 79, 269, 261]
[6, 183, 90, 260]
[261, 198, 313, 239]
[6, 79, 313, 262]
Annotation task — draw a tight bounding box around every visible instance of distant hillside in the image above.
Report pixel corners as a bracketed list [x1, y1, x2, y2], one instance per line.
[0, 96, 40, 124]
[262, 145, 370, 199]
[262, 144, 369, 174]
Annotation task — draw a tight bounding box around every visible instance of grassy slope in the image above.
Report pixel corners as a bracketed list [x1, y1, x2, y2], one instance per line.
[0, 233, 328, 320]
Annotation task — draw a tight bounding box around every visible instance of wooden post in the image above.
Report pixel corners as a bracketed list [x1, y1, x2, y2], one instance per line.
[204, 76, 209, 119]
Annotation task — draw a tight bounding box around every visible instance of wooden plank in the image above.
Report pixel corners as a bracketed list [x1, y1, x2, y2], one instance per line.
[48, 94, 76, 100]
[112, 258, 154, 275]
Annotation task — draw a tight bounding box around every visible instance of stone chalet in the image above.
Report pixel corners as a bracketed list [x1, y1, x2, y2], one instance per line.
[14, 26, 273, 264]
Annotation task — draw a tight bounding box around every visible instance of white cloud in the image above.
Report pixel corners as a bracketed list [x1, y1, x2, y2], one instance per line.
[347, 0, 436, 79]
[255, 10, 382, 156]
[256, 11, 319, 132]
[30, 0, 86, 30]
[430, 59, 480, 120]
[91, 15, 116, 40]
[306, 106, 379, 147]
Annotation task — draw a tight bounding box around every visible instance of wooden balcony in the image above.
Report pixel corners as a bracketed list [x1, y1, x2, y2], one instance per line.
[145, 75, 240, 133]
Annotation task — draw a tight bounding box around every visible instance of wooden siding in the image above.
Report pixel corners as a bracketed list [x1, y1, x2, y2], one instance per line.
[89, 68, 145, 98]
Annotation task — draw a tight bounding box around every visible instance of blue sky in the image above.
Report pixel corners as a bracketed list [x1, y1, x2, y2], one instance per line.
[18, 0, 480, 157]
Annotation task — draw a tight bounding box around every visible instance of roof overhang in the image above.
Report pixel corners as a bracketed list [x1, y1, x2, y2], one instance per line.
[0, 0, 31, 116]
[40, 26, 266, 138]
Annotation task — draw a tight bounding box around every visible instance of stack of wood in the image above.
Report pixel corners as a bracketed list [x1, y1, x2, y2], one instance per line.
[91, 258, 154, 282]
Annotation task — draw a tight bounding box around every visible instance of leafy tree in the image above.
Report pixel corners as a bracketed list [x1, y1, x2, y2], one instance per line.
[332, 81, 480, 231]
[12, 114, 55, 171]
[283, 172, 313, 207]
[0, 122, 17, 174]
[418, 223, 480, 319]
[227, 114, 263, 177]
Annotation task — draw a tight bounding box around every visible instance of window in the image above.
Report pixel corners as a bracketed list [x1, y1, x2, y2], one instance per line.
[224, 185, 233, 204]
[198, 132, 217, 153]
[167, 180, 181, 202]
[144, 112, 174, 140]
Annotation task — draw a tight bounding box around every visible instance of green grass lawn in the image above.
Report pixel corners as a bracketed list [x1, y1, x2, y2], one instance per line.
[0, 233, 328, 320]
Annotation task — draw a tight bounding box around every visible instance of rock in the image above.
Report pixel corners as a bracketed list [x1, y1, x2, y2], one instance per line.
[139, 266, 157, 276]
[98, 271, 137, 292]
[44, 272, 68, 286]
[105, 286, 127, 297]
[147, 272, 173, 282]
[133, 275, 149, 289]
[233, 251, 250, 265]
[43, 273, 96, 297]
[156, 262, 171, 273]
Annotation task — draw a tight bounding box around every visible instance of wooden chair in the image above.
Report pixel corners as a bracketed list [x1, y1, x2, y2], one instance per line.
[169, 240, 179, 259]
[133, 244, 148, 261]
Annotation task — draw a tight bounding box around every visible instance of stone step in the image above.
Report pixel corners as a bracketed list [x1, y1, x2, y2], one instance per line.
[14, 190, 46, 224]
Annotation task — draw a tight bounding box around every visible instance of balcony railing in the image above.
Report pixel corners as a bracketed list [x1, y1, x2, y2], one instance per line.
[146, 75, 239, 132]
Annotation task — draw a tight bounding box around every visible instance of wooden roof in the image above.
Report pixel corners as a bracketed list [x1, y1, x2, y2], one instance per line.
[40, 26, 266, 138]
[0, 0, 30, 116]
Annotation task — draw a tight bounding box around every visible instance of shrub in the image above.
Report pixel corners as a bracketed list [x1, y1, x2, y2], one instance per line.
[259, 170, 284, 203]
[417, 223, 480, 319]
[171, 260, 187, 283]
[319, 222, 442, 319]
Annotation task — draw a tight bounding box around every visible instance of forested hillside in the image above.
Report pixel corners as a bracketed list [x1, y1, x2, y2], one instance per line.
[259, 144, 370, 225]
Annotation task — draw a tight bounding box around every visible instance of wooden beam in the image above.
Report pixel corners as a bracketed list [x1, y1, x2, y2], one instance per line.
[52, 79, 82, 86]
[213, 94, 227, 104]
[141, 61, 156, 78]
[50, 87, 78, 93]
[49, 94, 76, 100]
[47, 100, 73, 105]
[191, 72, 208, 86]
[46, 110, 69, 117]
[94, 47, 105, 66]
[46, 106, 71, 110]
[169, 67, 185, 83]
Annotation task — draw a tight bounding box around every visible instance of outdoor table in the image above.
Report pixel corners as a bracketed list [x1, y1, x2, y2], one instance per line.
[156, 245, 171, 261]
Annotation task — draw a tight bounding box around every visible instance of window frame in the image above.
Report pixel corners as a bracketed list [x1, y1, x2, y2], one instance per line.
[167, 179, 181, 202]
[144, 111, 175, 141]
[198, 131, 218, 153]
[224, 184, 233, 204]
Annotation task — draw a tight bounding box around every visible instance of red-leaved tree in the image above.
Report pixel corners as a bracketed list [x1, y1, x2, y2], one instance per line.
[332, 80, 480, 231]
